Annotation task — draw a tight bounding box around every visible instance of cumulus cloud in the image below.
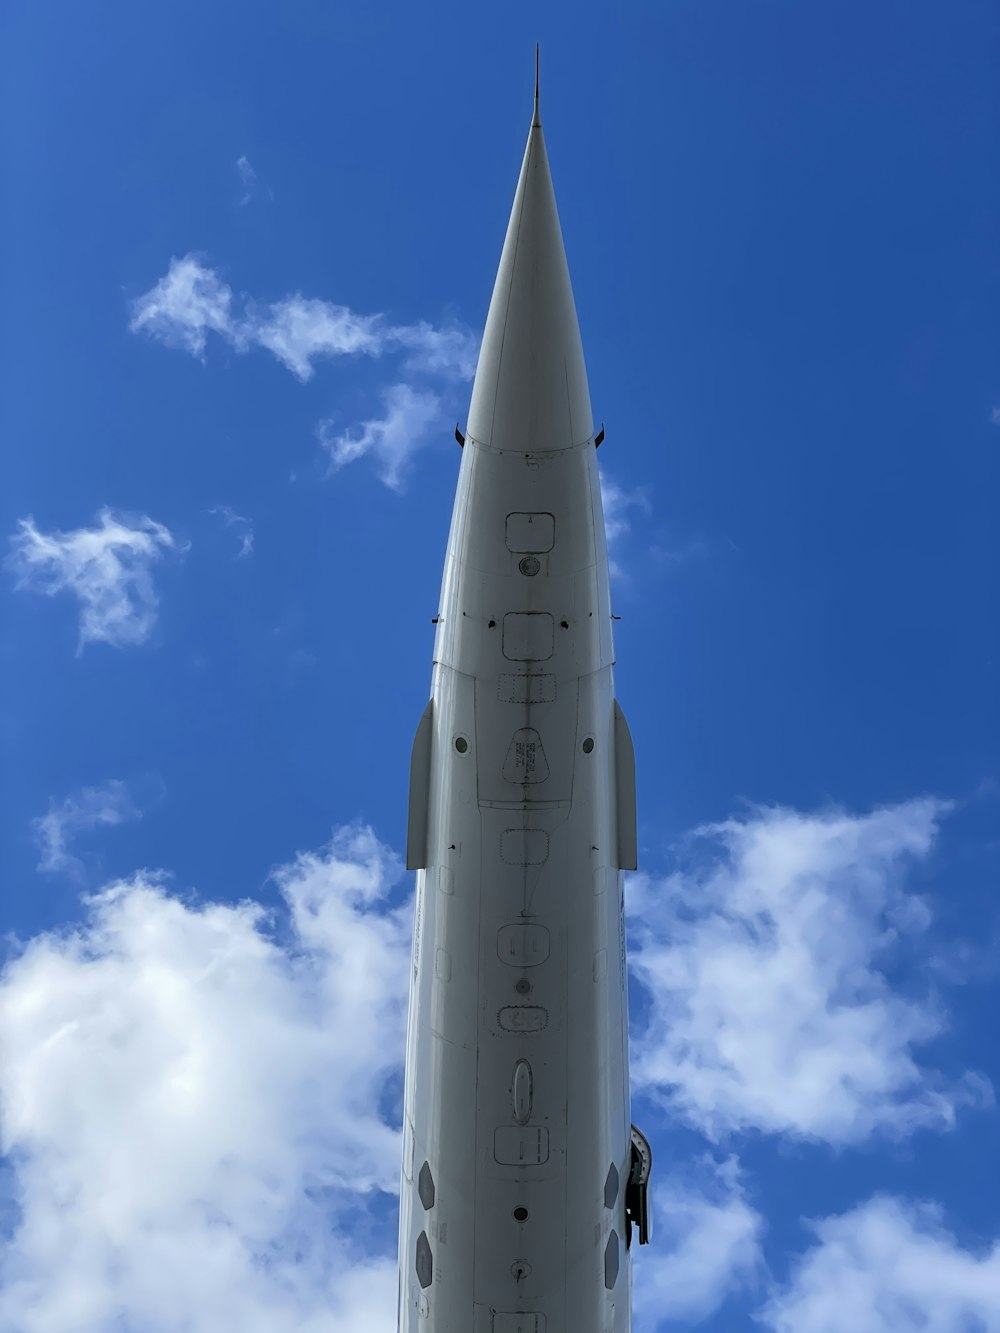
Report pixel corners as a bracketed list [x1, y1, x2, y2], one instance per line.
[129, 254, 478, 387]
[6, 509, 183, 652]
[632, 1157, 763, 1330]
[33, 780, 141, 878]
[0, 825, 409, 1333]
[317, 382, 441, 490]
[628, 798, 991, 1145]
[759, 1196, 1000, 1332]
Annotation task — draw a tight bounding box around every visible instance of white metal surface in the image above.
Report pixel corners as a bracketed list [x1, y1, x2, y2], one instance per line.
[399, 85, 637, 1333]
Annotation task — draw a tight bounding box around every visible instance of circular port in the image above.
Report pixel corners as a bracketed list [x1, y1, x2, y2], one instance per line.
[514, 976, 531, 995]
[582, 737, 595, 753]
[513, 1206, 529, 1223]
[518, 556, 540, 577]
[454, 736, 468, 754]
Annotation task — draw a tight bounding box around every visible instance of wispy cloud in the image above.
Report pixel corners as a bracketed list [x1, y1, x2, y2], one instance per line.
[628, 798, 991, 1145]
[207, 505, 254, 558]
[599, 469, 650, 580]
[632, 1157, 763, 1330]
[248, 296, 384, 381]
[991, 405, 1000, 426]
[388, 320, 480, 381]
[648, 533, 735, 569]
[6, 509, 184, 652]
[759, 1196, 1000, 1332]
[129, 256, 234, 358]
[0, 825, 408, 1332]
[130, 254, 478, 387]
[237, 153, 256, 204]
[130, 255, 477, 487]
[317, 383, 442, 491]
[235, 154, 272, 207]
[34, 780, 141, 878]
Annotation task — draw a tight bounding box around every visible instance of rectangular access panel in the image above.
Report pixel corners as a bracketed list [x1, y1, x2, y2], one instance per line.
[494, 1125, 550, 1165]
[497, 673, 557, 704]
[502, 612, 554, 661]
[505, 512, 555, 552]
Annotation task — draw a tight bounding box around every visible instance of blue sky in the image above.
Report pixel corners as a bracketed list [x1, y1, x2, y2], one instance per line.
[2, 2, 998, 1329]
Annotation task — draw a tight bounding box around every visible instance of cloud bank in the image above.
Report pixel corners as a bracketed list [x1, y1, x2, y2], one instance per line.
[2, 802, 992, 1330]
[0, 826, 409, 1333]
[6, 509, 183, 652]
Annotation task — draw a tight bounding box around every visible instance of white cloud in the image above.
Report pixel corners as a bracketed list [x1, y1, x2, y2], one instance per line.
[388, 319, 480, 381]
[759, 1196, 1000, 1332]
[128, 255, 234, 358]
[129, 254, 478, 387]
[317, 382, 441, 490]
[130, 256, 477, 487]
[632, 1157, 763, 1330]
[6, 509, 183, 652]
[991, 405, 1000, 426]
[249, 296, 384, 381]
[628, 799, 991, 1145]
[236, 154, 256, 206]
[235, 155, 273, 207]
[0, 825, 409, 1333]
[207, 505, 254, 558]
[33, 781, 141, 878]
[599, 469, 650, 580]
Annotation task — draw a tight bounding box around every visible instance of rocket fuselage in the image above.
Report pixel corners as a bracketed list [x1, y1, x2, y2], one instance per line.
[399, 98, 642, 1333]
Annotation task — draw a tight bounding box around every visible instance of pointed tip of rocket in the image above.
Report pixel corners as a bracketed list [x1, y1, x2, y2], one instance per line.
[532, 43, 541, 128]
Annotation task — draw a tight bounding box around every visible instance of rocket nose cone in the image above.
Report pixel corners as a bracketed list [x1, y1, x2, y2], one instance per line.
[466, 97, 593, 455]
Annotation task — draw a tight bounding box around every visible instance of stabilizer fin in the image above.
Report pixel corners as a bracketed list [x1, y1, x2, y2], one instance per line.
[613, 700, 637, 870]
[406, 699, 434, 870]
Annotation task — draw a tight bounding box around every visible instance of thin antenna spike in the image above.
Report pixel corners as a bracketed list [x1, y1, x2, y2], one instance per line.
[533, 43, 541, 127]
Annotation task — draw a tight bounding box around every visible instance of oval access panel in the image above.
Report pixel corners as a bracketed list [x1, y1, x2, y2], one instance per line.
[512, 1059, 533, 1124]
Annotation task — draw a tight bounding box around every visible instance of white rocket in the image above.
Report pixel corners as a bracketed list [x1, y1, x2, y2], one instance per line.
[399, 57, 651, 1333]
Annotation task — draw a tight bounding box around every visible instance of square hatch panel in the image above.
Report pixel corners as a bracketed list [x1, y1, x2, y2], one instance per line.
[493, 1315, 546, 1333]
[503, 612, 554, 661]
[494, 1125, 550, 1165]
[506, 512, 554, 553]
